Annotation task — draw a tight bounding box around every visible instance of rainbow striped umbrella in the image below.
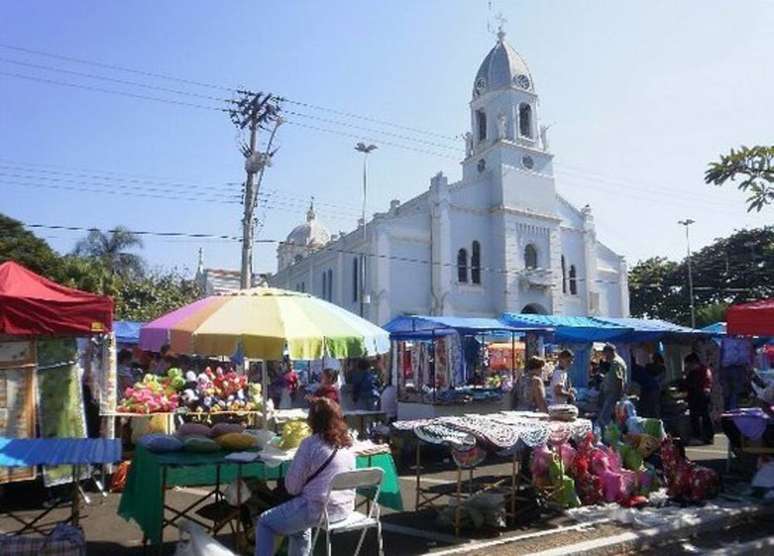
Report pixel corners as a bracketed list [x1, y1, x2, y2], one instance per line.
[139, 287, 390, 360]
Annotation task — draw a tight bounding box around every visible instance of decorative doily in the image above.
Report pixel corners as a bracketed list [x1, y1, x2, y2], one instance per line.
[414, 422, 476, 449]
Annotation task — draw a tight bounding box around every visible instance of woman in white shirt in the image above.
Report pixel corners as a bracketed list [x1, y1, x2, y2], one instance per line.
[255, 398, 355, 556]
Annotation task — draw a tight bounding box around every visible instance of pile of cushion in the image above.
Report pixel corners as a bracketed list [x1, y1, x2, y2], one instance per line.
[139, 421, 258, 453]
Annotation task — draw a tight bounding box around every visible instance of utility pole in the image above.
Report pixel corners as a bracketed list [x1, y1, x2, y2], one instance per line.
[355, 142, 377, 317]
[678, 219, 696, 328]
[228, 91, 282, 289]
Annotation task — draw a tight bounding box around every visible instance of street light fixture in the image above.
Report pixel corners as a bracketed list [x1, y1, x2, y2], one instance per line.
[678, 219, 696, 328]
[355, 143, 377, 318]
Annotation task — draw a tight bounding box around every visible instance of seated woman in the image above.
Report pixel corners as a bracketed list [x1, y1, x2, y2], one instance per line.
[255, 398, 355, 556]
[513, 356, 549, 413]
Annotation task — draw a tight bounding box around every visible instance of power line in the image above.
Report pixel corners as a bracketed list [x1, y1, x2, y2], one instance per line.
[0, 56, 229, 103]
[0, 43, 460, 142]
[2, 71, 462, 160]
[0, 56, 462, 152]
[0, 70, 227, 112]
[0, 158, 374, 213]
[0, 165, 242, 196]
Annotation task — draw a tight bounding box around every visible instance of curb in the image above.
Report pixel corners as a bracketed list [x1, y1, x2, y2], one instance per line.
[528, 502, 773, 556]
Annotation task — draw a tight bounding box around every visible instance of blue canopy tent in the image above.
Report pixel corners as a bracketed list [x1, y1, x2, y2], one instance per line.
[700, 322, 727, 337]
[383, 315, 531, 340]
[500, 313, 632, 343]
[594, 317, 705, 343]
[114, 320, 143, 345]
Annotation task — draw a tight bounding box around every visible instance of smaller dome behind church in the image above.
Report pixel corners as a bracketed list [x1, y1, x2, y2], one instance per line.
[286, 200, 331, 248]
[278, 200, 331, 272]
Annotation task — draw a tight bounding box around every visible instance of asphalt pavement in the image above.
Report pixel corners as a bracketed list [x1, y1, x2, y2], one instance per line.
[2, 434, 765, 556]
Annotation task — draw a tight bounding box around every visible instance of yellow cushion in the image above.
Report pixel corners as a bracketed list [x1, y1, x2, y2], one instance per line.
[216, 432, 258, 451]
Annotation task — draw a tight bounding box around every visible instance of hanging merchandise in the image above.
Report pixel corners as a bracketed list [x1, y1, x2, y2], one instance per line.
[721, 337, 753, 368]
[450, 333, 465, 386]
[0, 339, 37, 484]
[36, 337, 89, 487]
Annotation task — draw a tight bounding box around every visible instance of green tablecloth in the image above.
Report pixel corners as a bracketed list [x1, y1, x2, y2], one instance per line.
[118, 445, 403, 545]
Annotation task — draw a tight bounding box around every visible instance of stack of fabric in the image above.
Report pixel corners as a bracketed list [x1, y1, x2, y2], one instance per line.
[548, 404, 579, 422]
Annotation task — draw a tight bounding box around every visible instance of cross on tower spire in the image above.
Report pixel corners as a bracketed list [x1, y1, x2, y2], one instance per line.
[495, 12, 507, 41]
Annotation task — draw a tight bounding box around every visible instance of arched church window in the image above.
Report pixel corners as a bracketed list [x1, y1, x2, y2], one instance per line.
[524, 244, 538, 270]
[457, 248, 468, 283]
[561, 255, 567, 294]
[471, 241, 481, 284]
[519, 104, 533, 138]
[352, 258, 359, 302]
[476, 110, 487, 141]
[569, 265, 578, 295]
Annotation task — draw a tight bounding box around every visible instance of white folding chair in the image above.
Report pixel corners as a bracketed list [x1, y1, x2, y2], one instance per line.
[311, 467, 384, 556]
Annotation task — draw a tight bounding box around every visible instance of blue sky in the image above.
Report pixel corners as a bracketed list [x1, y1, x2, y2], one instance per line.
[2, 0, 772, 277]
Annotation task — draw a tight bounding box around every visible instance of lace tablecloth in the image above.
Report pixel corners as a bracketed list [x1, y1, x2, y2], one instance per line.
[394, 412, 592, 450]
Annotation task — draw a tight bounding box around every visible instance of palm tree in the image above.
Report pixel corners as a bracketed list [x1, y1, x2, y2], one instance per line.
[73, 227, 145, 277]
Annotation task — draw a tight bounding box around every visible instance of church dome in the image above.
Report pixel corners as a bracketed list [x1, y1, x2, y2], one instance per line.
[473, 30, 533, 98]
[286, 201, 330, 248]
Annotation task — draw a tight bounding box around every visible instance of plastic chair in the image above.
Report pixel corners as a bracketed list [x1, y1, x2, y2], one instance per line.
[311, 467, 384, 556]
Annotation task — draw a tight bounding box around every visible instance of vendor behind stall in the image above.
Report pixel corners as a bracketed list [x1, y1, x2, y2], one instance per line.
[632, 353, 662, 418]
[513, 356, 548, 413]
[307, 368, 340, 405]
[547, 349, 576, 406]
[598, 344, 627, 429]
[350, 358, 381, 410]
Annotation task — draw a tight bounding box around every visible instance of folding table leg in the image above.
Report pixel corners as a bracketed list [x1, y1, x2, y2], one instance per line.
[71, 464, 81, 527]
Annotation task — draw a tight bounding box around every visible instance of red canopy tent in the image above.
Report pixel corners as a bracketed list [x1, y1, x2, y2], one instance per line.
[726, 298, 774, 337]
[0, 261, 113, 336]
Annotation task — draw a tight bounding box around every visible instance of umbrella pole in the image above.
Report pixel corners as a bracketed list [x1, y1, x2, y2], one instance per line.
[261, 360, 269, 430]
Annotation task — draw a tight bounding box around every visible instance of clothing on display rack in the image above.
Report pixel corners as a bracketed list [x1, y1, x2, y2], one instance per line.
[0, 339, 37, 484]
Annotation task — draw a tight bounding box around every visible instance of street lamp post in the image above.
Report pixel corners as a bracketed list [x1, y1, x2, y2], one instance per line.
[355, 142, 377, 318]
[678, 219, 696, 328]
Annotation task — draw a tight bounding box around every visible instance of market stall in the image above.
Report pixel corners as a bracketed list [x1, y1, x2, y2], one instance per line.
[383, 315, 536, 420]
[116, 287, 396, 546]
[722, 299, 774, 483]
[0, 262, 114, 489]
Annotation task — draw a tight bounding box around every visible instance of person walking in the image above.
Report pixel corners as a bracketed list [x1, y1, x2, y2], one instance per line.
[682, 353, 714, 445]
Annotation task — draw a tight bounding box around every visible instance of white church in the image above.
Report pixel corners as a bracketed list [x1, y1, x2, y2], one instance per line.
[270, 29, 630, 325]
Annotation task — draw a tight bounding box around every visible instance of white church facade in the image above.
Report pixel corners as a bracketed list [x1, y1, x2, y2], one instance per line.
[270, 29, 630, 325]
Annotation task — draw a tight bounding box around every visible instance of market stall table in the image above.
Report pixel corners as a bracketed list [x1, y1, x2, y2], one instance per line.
[0, 437, 122, 534]
[393, 412, 592, 535]
[722, 408, 774, 469]
[118, 445, 403, 546]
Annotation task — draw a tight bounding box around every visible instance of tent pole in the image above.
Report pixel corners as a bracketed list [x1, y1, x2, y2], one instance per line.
[431, 330, 436, 405]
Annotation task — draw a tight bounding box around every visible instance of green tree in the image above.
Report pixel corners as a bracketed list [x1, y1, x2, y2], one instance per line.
[629, 257, 687, 323]
[73, 227, 145, 278]
[705, 145, 774, 212]
[630, 227, 774, 325]
[0, 214, 61, 277]
[114, 272, 202, 321]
